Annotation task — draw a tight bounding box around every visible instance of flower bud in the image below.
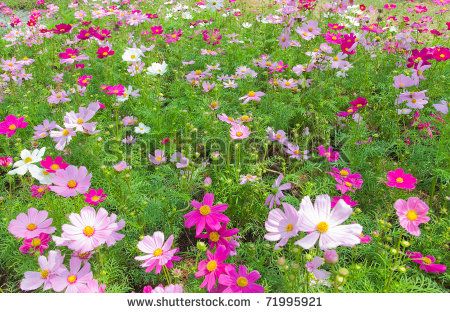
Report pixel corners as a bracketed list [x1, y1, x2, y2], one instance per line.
[338, 268, 349, 276]
[196, 241, 207, 252]
[324, 250, 339, 264]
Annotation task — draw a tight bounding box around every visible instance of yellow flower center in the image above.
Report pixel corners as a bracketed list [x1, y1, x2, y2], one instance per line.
[345, 181, 353, 187]
[26, 223, 37, 231]
[406, 210, 418, 221]
[153, 248, 163, 257]
[24, 157, 33, 163]
[247, 91, 256, 97]
[83, 226, 95, 237]
[67, 275, 77, 284]
[31, 238, 41, 247]
[62, 129, 70, 136]
[103, 51, 108, 56]
[236, 276, 248, 287]
[422, 257, 432, 265]
[67, 180, 77, 188]
[440, 53, 445, 59]
[206, 260, 217, 272]
[155, 156, 162, 161]
[195, 70, 202, 75]
[37, 187, 44, 193]
[332, 36, 337, 40]
[76, 118, 84, 124]
[333, 56, 339, 61]
[316, 221, 329, 233]
[50, 164, 60, 171]
[241, 115, 250, 121]
[91, 196, 100, 202]
[8, 124, 17, 130]
[285, 223, 293, 232]
[209, 231, 220, 242]
[340, 169, 349, 177]
[236, 131, 243, 137]
[396, 177, 404, 183]
[40, 270, 49, 279]
[199, 205, 211, 216]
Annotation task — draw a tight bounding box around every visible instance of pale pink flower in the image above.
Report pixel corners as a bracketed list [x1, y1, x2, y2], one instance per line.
[8, 207, 55, 239]
[52, 257, 94, 293]
[49, 165, 92, 197]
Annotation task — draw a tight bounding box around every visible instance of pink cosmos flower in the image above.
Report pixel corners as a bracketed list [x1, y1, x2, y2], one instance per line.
[0, 156, 13, 167]
[19, 233, 51, 255]
[143, 284, 183, 293]
[135, 231, 180, 274]
[184, 193, 230, 236]
[50, 126, 76, 151]
[393, 74, 419, 89]
[230, 124, 250, 140]
[40, 156, 69, 173]
[20, 250, 66, 291]
[197, 224, 240, 255]
[113, 161, 130, 171]
[306, 256, 331, 281]
[265, 202, 301, 250]
[149, 149, 166, 165]
[397, 90, 428, 109]
[31, 185, 49, 198]
[406, 251, 446, 274]
[49, 165, 92, 197]
[267, 127, 287, 143]
[239, 91, 265, 104]
[48, 89, 70, 104]
[295, 195, 363, 250]
[8, 207, 56, 239]
[78, 279, 106, 293]
[331, 195, 358, 208]
[386, 168, 417, 190]
[323, 250, 339, 264]
[52, 257, 94, 293]
[264, 174, 291, 209]
[84, 188, 107, 206]
[0, 115, 28, 137]
[54, 206, 118, 252]
[105, 213, 125, 247]
[394, 197, 430, 236]
[317, 145, 340, 162]
[195, 245, 231, 292]
[218, 265, 264, 293]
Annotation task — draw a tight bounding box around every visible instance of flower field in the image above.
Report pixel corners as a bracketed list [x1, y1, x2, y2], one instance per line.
[0, 0, 449, 294]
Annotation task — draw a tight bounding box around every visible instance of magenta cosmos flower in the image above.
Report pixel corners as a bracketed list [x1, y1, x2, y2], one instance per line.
[84, 188, 107, 206]
[197, 224, 240, 255]
[0, 114, 28, 137]
[19, 233, 51, 255]
[184, 193, 230, 236]
[135, 231, 180, 274]
[386, 168, 417, 190]
[295, 195, 363, 250]
[8, 207, 56, 239]
[49, 165, 92, 197]
[406, 251, 446, 274]
[52, 257, 94, 293]
[265, 202, 301, 250]
[54, 206, 118, 252]
[219, 265, 264, 293]
[394, 197, 430, 236]
[20, 250, 66, 291]
[195, 245, 231, 292]
[317, 145, 340, 162]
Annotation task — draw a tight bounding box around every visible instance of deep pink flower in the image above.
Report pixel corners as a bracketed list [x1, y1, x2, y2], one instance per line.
[40, 156, 69, 173]
[197, 224, 240, 255]
[317, 145, 340, 162]
[386, 168, 417, 190]
[331, 195, 358, 208]
[184, 193, 230, 236]
[0, 115, 28, 137]
[219, 265, 264, 293]
[0, 156, 13, 167]
[84, 188, 107, 206]
[406, 251, 446, 274]
[195, 245, 231, 292]
[19, 233, 51, 255]
[49, 165, 92, 197]
[8, 207, 55, 239]
[31, 185, 49, 198]
[394, 197, 430, 236]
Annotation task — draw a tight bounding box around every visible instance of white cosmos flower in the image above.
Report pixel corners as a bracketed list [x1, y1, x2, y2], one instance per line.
[29, 166, 52, 185]
[134, 123, 150, 134]
[242, 22, 252, 29]
[7, 148, 46, 176]
[294, 195, 362, 250]
[122, 48, 144, 62]
[146, 61, 168, 76]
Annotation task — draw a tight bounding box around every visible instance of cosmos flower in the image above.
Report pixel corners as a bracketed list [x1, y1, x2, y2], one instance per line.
[122, 47, 144, 62]
[197, 224, 240, 255]
[147, 61, 168, 75]
[306, 257, 331, 281]
[149, 149, 166, 165]
[84, 188, 107, 206]
[264, 174, 291, 209]
[265, 202, 301, 250]
[7, 148, 46, 176]
[195, 245, 231, 292]
[295, 195, 363, 250]
[0, 114, 27, 137]
[19, 233, 51, 255]
[8, 207, 55, 239]
[20, 250, 66, 291]
[239, 91, 265, 104]
[184, 193, 230, 236]
[386, 168, 417, 190]
[135, 231, 180, 274]
[406, 251, 446, 274]
[49, 165, 92, 197]
[230, 124, 250, 140]
[52, 257, 94, 293]
[53, 206, 118, 252]
[143, 284, 184, 293]
[394, 197, 430, 236]
[317, 145, 340, 162]
[218, 265, 264, 293]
